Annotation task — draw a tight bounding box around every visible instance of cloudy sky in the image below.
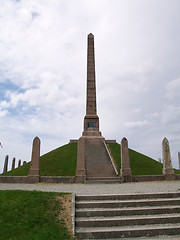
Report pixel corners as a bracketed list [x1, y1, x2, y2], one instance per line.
[0, 0, 180, 173]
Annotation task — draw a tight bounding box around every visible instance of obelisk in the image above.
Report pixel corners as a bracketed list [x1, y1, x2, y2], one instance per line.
[83, 33, 101, 137]
[76, 33, 103, 182]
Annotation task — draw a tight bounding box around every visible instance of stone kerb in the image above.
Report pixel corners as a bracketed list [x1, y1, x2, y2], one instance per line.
[28, 136, 40, 183]
[3, 155, 9, 173]
[120, 137, 132, 182]
[162, 137, 175, 180]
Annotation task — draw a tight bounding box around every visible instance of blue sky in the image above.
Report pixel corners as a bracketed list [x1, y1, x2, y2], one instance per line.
[0, 0, 180, 172]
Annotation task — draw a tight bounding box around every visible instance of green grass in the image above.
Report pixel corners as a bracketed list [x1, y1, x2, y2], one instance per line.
[1, 143, 77, 177]
[108, 143, 180, 176]
[40, 143, 77, 176]
[0, 190, 74, 240]
[2, 162, 30, 176]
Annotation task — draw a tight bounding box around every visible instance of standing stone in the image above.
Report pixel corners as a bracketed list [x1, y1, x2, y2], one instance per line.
[120, 137, 132, 182]
[23, 161, 26, 165]
[178, 152, 180, 170]
[162, 137, 175, 180]
[18, 159, 21, 167]
[11, 157, 15, 170]
[3, 155, 9, 173]
[28, 136, 40, 183]
[158, 158, 161, 163]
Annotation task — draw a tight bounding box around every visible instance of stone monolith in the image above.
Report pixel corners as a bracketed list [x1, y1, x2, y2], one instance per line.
[28, 136, 40, 182]
[18, 159, 21, 167]
[162, 137, 175, 180]
[120, 137, 132, 182]
[3, 155, 9, 173]
[11, 157, 15, 170]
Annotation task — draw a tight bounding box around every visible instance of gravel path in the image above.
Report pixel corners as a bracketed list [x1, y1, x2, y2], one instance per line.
[0, 181, 180, 195]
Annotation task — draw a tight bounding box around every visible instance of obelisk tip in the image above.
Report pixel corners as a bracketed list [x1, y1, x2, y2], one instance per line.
[88, 33, 94, 38]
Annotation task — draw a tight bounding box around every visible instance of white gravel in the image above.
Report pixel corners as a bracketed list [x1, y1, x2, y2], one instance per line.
[0, 181, 180, 195]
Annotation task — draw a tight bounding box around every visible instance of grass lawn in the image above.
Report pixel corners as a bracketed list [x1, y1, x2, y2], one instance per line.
[0, 190, 74, 240]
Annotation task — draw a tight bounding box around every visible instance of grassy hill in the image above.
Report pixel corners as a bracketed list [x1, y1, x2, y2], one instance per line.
[1, 142, 180, 176]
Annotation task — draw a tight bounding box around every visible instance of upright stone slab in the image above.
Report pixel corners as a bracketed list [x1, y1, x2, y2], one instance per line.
[11, 157, 15, 170]
[162, 137, 175, 180]
[28, 137, 40, 183]
[3, 155, 9, 173]
[120, 137, 132, 182]
[23, 161, 26, 165]
[18, 159, 21, 167]
[178, 152, 180, 170]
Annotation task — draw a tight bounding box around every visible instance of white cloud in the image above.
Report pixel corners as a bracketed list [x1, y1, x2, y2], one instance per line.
[125, 120, 148, 129]
[165, 77, 180, 99]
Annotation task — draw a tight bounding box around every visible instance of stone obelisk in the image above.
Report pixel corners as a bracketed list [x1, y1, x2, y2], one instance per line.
[83, 33, 101, 137]
[75, 34, 116, 182]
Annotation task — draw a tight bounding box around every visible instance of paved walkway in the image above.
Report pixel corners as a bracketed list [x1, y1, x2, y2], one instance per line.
[0, 181, 180, 195]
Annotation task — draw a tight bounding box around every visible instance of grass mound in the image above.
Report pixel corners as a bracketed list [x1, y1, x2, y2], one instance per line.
[1, 143, 77, 177]
[1, 142, 179, 176]
[0, 190, 74, 240]
[108, 143, 180, 175]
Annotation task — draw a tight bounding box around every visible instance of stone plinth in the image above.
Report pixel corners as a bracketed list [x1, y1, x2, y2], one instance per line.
[120, 137, 132, 182]
[3, 155, 9, 173]
[162, 137, 175, 180]
[28, 136, 40, 183]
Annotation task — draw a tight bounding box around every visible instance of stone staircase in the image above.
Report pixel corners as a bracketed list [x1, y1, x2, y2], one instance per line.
[85, 139, 117, 179]
[75, 192, 180, 239]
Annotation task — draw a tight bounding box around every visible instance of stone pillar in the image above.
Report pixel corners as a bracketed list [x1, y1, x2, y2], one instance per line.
[120, 137, 132, 182]
[83, 33, 101, 137]
[23, 161, 26, 165]
[28, 136, 40, 183]
[75, 137, 86, 183]
[11, 157, 15, 170]
[162, 137, 175, 180]
[18, 159, 21, 167]
[178, 152, 180, 170]
[3, 155, 9, 173]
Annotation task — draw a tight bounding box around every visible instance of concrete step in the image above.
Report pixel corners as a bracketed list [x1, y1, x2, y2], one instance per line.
[76, 214, 180, 227]
[75, 193, 180, 239]
[76, 205, 180, 218]
[76, 192, 180, 201]
[76, 224, 180, 239]
[76, 198, 180, 209]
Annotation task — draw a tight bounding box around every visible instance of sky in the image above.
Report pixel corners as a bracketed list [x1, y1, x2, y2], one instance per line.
[0, 0, 180, 173]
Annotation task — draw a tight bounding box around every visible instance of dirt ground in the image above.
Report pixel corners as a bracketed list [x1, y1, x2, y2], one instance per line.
[56, 194, 73, 237]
